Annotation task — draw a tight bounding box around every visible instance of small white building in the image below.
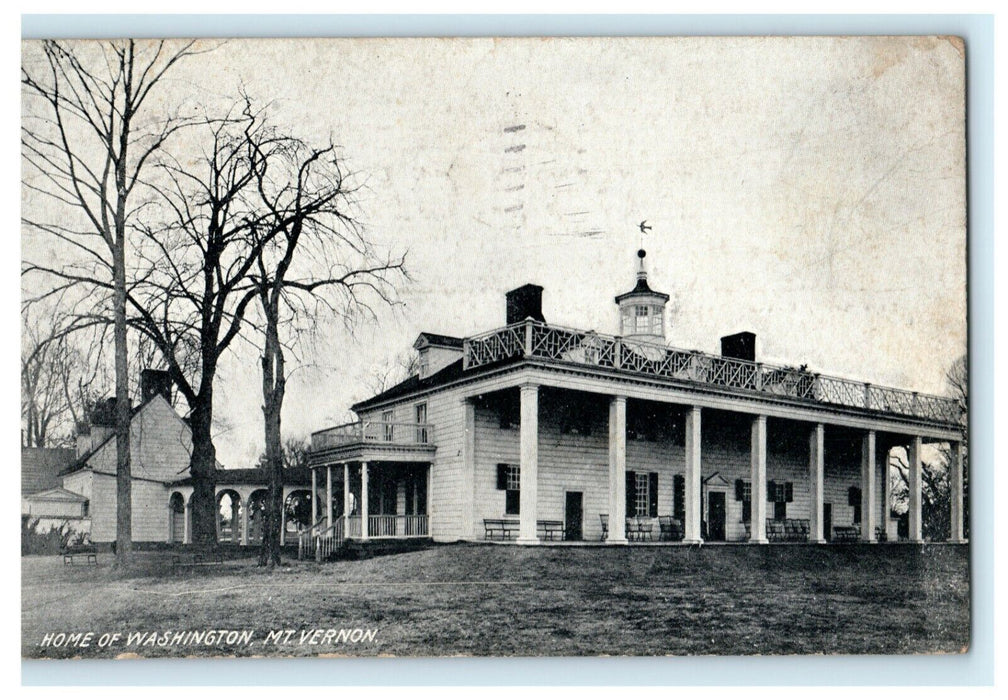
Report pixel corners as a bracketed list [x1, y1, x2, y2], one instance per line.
[24, 370, 313, 547]
[307, 249, 966, 549]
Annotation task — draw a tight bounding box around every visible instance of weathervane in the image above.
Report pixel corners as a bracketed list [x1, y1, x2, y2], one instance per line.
[638, 219, 652, 248]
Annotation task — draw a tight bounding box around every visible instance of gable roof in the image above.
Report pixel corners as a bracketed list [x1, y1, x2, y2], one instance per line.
[21, 448, 76, 496]
[24, 486, 88, 503]
[352, 358, 465, 412]
[413, 332, 464, 350]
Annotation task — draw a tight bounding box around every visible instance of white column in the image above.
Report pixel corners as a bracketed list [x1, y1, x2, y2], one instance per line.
[517, 383, 540, 544]
[311, 468, 318, 527]
[343, 463, 350, 534]
[882, 445, 896, 541]
[183, 499, 191, 545]
[463, 399, 476, 539]
[326, 465, 333, 531]
[607, 396, 628, 544]
[750, 415, 768, 544]
[361, 461, 370, 540]
[279, 496, 286, 546]
[241, 492, 249, 546]
[684, 406, 702, 544]
[861, 430, 877, 543]
[908, 436, 923, 543]
[809, 423, 825, 544]
[950, 441, 966, 543]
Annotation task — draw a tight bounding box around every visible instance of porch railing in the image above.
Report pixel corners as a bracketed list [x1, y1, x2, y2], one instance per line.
[368, 514, 429, 538]
[311, 421, 435, 452]
[462, 320, 962, 425]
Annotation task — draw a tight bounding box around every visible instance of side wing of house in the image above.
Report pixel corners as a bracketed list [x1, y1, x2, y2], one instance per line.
[82, 396, 194, 543]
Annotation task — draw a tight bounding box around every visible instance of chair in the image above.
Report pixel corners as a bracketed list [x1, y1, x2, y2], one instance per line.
[599, 514, 609, 541]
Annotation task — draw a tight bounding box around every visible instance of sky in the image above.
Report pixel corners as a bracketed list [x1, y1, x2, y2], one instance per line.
[22, 37, 967, 469]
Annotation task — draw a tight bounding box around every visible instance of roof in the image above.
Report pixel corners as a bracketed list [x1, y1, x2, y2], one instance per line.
[21, 448, 76, 496]
[166, 466, 312, 488]
[24, 486, 88, 503]
[413, 332, 464, 350]
[614, 276, 670, 304]
[61, 393, 160, 475]
[352, 358, 465, 412]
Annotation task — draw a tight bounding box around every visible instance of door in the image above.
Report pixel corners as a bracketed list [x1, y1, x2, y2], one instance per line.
[564, 492, 583, 541]
[708, 491, 726, 541]
[824, 503, 833, 542]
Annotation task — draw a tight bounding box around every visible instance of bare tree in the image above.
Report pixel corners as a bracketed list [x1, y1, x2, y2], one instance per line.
[22, 40, 201, 563]
[248, 127, 406, 566]
[122, 105, 307, 545]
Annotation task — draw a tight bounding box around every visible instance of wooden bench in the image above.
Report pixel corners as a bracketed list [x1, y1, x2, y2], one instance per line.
[483, 519, 519, 541]
[626, 518, 653, 541]
[658, 516, 684, 541]
[537, 520, 564, 541]
[62, 551, 97, 567]
[767, 518, 810, 542]
[171, 552, 225, 573]
[832, 525, 860, 543]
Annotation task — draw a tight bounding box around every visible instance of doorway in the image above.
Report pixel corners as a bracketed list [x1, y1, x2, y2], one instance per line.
[707, 491, 726, 542]
[564, 491, 583, 541]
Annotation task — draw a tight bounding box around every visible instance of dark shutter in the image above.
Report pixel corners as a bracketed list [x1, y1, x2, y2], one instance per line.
[496, 463, 508, 490]
[648, 472, 659, 517]
[768, 480, 777, 502]
[735, 478, 744, 501]
[848, 486, 861, 507]
[626, 471, 636, 517]
[505, 490, 520, 515]
[785, 481, 794, 503]
[742, 499, 752, 523]
[674, 474, 685, 521]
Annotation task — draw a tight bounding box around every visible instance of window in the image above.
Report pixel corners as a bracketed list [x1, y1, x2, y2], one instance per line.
[382, 410, 394, 441]
[634, 305, 650, 334]
[626, 470, 659, 517]
[82, 500, 89, 518]
[497, 463, 520, 515]
[735, 479, 753, 523]
[774, 500, 787, 521]
[414, 403, 428, 443]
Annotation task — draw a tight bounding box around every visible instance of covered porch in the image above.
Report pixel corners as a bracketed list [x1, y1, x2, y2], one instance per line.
[305, 420, 435, 559]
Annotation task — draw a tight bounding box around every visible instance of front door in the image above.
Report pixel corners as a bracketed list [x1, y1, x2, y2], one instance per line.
[824, 503, 833, 542]
[564, 492, 583, 541]
[708, 491, 726, 541]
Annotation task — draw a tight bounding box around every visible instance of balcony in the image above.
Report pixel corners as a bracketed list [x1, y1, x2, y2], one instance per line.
[310, 421, 436, 462]
[462, 321, 962, 426]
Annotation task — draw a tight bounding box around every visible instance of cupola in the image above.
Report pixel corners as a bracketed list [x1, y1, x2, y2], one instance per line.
[614, 249, 670, 343]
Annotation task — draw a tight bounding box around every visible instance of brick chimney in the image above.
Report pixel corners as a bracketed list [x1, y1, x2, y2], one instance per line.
[141, 368, 172, 403]
[720, 332, 757, 362]
[505, 284, 545, 325]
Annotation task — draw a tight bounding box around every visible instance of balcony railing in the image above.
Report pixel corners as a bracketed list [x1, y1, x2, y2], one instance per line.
[311, 420, 435, 452]
[463, 320, 962, 425]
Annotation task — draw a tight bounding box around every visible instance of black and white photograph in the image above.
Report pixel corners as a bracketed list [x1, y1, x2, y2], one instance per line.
[19, 34, 969, 661]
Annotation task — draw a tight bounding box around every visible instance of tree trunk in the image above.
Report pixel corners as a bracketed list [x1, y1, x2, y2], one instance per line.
[259, 315, 284, 567]
[188, 403, 218, 546]
[113, 223, 132, 565]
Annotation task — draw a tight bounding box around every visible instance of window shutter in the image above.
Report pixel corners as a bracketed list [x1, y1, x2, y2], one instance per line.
[767, 480, 777, 502]
[674, 474, 685, 521]
[785, 481, 794, 503]
[735, 479, 744, 501]
[626, 471, 636, 516]
[848, 486, 861, 507]
[496, 463, 508, 490]
[649, 472, 659, 517]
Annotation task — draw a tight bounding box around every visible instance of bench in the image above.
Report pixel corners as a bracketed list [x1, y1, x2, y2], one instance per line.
[875, 526, 888, 542]
[62, 551, 97, 567]
[483, 519, 519, 541]
[537, 520, 564, 541]
[626, 518, 653, 541]
[171, 552, 225, 573]
[658, 516, 684, 541]
[832, 525, 860, 543]
[767, 518, 810, 542]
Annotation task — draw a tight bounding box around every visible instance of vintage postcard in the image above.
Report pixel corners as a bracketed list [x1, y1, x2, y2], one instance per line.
[21, 36, 967, 659]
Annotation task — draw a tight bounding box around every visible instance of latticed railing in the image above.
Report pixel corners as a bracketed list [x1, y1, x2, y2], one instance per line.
[462, 320, 961, 425]
[311, 420, 435, 451]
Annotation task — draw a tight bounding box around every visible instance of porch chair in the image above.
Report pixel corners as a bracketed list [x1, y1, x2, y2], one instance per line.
[599, 514, 609, 541]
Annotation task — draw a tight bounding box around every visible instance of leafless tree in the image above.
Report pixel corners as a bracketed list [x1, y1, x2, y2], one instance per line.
[247, 124, 406, 566]
[22, 40, 202, 563]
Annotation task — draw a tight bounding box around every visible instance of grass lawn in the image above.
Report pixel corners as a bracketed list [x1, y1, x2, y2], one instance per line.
[22, 543, 969, 658]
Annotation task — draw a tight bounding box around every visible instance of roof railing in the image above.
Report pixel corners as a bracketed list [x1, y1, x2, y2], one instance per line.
[311, 420, 435, 452]
[462, 320, 962, 425]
